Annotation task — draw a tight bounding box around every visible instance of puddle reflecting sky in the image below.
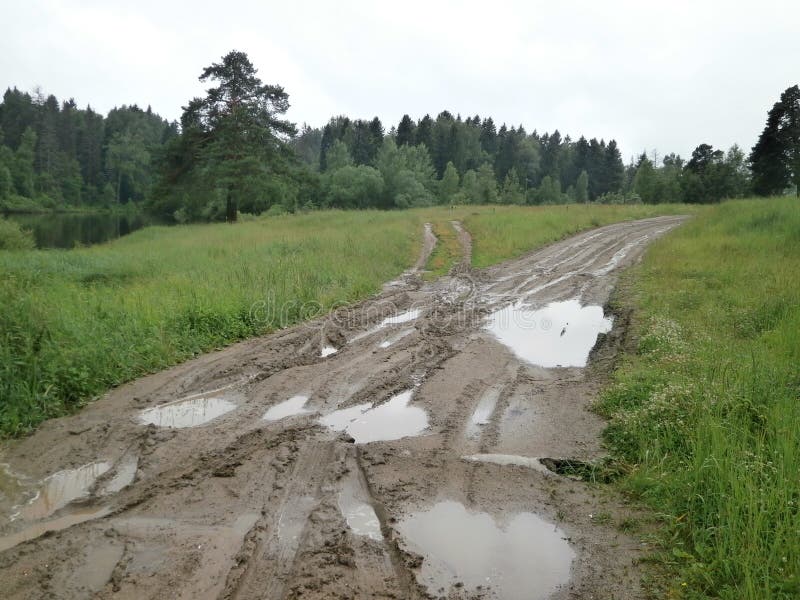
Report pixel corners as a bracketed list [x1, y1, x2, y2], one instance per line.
[100, 455, 138, 495]
[138, 396, 237, 428]
[17, 462, 111, 521]
[465, 388, 500, 439]
[321, 346, 338, 357]
[319, 390, 428, 444]
[397, 501, 574, 599]
[263, 395, 312, 421]
[486, 299, 612, 368]
[380, 308, 421, 327]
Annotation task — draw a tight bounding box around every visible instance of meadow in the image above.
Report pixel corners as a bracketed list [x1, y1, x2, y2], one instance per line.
[597, 197, 800, 598]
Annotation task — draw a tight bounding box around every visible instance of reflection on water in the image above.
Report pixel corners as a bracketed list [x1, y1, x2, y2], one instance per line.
[397, 501, 574, 599]
[17, 462, 111, 521]
[138, 396, 237, 428]
[263, 395, 312, 421]
[6, 212, 164, 249]
[486, 299, 613, 368]
[319, 390, 428, 444]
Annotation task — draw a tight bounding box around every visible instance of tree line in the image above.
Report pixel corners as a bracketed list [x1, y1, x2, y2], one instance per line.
[1, 51, 796, 220]
[0, 88, 176, 211]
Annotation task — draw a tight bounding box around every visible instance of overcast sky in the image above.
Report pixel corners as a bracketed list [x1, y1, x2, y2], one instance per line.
[2, 0, 798, 160]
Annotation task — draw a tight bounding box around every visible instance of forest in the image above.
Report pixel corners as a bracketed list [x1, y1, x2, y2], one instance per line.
[0, 51, 796, 221]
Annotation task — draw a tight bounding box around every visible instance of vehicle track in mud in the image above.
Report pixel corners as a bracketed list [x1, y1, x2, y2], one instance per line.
[0, 215, 686, 600]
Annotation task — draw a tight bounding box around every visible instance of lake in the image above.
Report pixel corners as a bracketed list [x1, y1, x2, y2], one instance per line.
[7, 212, 165, 249]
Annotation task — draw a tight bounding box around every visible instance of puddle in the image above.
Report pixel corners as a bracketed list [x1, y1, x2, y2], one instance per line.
[465, 388, 500, 438]
[16, 462, 111, 521]
[340, 501, 382, 541]
[138, 396, 237, 428]
[378, 328, 414, 349]
[486, 299, 612, 368]
[0, 505, 112, 553]
[99, 455, 138, 495]
[263, 395, 312, 421]
[380, 308, 421, 327]
[319, 390, 428, 444]
[338, 463, 383, 541]
[321, 345, 338, 357]
[462, 454, 551, 474]
[397, 501, 574, 599]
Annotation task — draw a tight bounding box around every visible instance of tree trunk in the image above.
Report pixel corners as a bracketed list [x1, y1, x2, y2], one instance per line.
[226, 190, 237, 223]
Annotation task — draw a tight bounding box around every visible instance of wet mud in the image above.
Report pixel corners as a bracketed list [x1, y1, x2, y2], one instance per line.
[0, 216, 685, 599]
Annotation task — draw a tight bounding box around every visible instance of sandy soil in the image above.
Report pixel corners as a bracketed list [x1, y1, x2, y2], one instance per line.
[0, 216, 686, 600]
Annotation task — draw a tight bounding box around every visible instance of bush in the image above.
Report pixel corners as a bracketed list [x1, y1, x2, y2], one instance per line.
[0, 218, 35, 250]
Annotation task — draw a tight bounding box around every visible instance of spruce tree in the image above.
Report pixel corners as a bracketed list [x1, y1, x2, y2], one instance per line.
[750, 85, 800, 196]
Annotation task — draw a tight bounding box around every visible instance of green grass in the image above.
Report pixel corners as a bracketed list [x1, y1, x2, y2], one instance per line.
[425, 220, 463, 277]
[596, 198, 800, 599]
[0, 202, 687, 437]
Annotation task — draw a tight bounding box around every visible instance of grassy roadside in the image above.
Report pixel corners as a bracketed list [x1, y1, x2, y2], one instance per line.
[596, 198, 800, 599]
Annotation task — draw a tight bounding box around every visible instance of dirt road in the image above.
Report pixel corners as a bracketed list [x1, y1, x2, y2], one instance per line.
[0, 216, 685, 600]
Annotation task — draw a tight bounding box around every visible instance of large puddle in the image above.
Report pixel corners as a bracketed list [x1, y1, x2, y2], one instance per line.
[318, 390, 428, 444]
[397, 501, 574, 599]
[486, 299, 612, 368]
[15, 461, 111, 521]
[138, 396, 237, 428]
[263, 395, 312, 421]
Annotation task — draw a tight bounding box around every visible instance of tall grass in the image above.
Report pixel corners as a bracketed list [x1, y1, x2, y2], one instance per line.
[596, 198, 800, 599]
[0, 211, 421, 436]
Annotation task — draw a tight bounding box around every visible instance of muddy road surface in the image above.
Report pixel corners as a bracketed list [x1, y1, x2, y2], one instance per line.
[0, 216, 685, 600]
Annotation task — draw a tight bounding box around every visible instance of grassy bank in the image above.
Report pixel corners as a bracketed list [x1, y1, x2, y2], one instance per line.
[1, 203, 687, 437]
[596, 198, 800, 598]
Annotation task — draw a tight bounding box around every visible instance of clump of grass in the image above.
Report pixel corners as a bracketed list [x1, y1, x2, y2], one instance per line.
[424, 220, 462, 277]
[596, 198, 800, 599]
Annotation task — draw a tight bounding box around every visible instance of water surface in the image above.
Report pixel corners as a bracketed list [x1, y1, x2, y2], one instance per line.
[397, 501, 574, 599]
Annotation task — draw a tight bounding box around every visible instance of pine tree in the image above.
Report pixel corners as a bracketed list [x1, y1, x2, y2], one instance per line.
[396, 114, 415, 146]
[416, 115, 433, 150]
